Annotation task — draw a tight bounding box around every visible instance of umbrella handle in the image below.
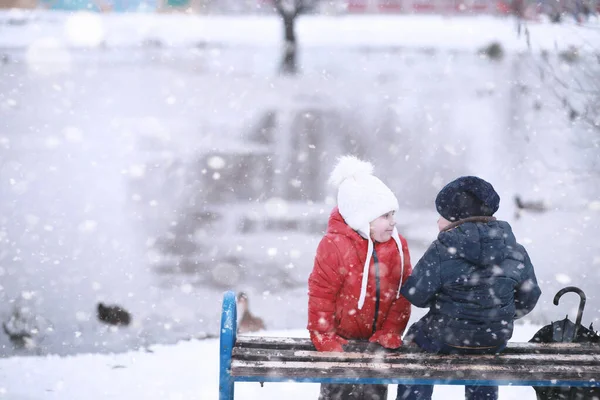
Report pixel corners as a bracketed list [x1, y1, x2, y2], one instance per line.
[553, 286, 586, 340]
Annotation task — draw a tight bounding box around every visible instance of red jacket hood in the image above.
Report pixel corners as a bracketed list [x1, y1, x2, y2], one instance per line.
[326, 207, 364, 242]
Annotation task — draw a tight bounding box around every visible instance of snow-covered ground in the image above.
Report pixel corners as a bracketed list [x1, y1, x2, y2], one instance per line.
[0, 324, 545, 400]
[0, 11, 599, 359]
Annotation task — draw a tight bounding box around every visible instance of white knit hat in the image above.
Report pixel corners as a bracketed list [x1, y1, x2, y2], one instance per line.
[329, 155, 405, 310]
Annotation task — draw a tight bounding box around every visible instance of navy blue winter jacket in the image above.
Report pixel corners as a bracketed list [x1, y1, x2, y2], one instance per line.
[400, 218, 541, 348]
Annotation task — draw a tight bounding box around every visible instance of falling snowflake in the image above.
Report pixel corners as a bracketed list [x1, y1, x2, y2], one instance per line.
[207, 156, 226, 170]
[555, 273, 572, 285]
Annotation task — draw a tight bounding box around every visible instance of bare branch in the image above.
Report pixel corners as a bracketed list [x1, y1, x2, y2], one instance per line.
[273, 0, 309, 18]
[272, 0, 285, 16]
[295, 0, 308, 16]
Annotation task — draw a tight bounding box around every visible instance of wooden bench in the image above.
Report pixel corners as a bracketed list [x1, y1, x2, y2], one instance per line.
[218, 291, 600, 400]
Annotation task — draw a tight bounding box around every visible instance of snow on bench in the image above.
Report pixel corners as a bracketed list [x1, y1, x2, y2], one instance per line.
[218, 291, 600, 400]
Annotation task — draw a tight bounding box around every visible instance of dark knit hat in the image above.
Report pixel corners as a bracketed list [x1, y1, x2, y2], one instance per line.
[435, 176, 500, 221]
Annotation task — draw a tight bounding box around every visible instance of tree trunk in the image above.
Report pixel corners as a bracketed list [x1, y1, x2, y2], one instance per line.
[280, 14, 297, 74]
[283, 14, 296, 44]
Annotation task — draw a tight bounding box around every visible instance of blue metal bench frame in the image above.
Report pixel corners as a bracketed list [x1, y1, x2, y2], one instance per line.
[219, 291, 600, 400]
[220, 291, 238, 400]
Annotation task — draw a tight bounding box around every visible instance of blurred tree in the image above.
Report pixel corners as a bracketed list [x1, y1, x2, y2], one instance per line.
[272, 0, 318, 74]
[526, 24, 599, 134]
[548, 47, 599, 133]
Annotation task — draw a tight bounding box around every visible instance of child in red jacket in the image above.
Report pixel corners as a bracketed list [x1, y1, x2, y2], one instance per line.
[307, 155, 412, 400]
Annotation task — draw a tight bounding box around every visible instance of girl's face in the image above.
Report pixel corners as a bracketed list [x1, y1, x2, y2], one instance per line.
[437, 216, 451, 231]
[370, 211, 396, 243]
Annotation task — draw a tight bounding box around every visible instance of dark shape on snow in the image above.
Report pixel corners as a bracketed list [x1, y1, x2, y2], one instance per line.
[2, 321, 33, 348]
[568, 108, 579, 122]
[514, 195, 547, 220]
[514, 195, 547, 212]
[558, 47, 580, 65]
[529, 286, 600, 400]
[237, 292, 266, 334]
[97, 303, 132, 326]
[478, 42, 504, 60]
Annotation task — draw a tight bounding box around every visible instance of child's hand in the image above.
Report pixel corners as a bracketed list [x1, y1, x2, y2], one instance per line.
[369, 331, 403, 349]
[310, 331, 348, 352]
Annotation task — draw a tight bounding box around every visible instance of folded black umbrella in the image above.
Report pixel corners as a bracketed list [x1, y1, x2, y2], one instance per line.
[529, 286, 600, 400]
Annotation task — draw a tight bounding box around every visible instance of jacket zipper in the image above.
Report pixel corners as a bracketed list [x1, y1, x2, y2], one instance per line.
[372, 247, 381, 334]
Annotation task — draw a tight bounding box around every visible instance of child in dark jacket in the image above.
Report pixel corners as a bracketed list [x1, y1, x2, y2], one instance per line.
[396, 176, 541, 400]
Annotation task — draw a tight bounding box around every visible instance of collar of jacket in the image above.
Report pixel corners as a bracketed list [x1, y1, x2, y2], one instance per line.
[441, 216, 497, 232]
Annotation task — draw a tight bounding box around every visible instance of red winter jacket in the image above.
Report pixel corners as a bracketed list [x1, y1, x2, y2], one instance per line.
[307, 208, 412, 350]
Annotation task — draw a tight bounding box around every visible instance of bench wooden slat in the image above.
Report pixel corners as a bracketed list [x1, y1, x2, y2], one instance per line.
[231, 358, 600, 384]
[235, 336, 600, 355]
[231, 346, 600, 367]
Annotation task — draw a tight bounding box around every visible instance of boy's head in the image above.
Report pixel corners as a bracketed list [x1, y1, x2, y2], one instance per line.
[435, 176, 500, 222]
[329, 155, 398, 240]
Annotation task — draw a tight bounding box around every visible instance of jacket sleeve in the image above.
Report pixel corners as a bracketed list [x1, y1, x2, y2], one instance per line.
[381, 236, 413, 334]
[307, 236, 344, 334]
[514, 246, 542, 319]
[400, 242, 442, 308]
